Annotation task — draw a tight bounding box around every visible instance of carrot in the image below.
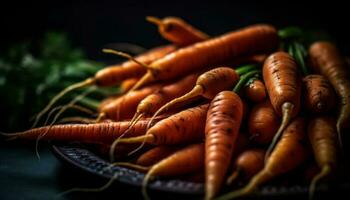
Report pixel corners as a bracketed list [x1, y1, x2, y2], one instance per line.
[120, 78, 139, 93]
[216, 117, 309, 200]
[149, 67, 239, 127]
[205, 91, 243, 200]
[136, 146, 183, 166]
[146, 16, 209, 46]
[98, 83, 162, 121]
[263, 51, 301, 160]
[118, 24, 278, 91]
[248, 99, 280, 145]
[125, 73, 199, 136]
[307, 116, 338, 199]
[303, 74, 336, 113]
[226, 149, 265, 185]
[32, 45, 176, 128]
[142, 143, 204, 200]
[116, 104, 209, 146]
[309, 41, 350, 147]
[2, 118, 163, 143]
[244, 78, 266, 102]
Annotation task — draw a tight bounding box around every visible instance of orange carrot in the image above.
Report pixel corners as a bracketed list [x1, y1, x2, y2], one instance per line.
[3, 118, 163, 143]
[248, 100, 280, 144]
[303, 74, 336, 114]
[98, 83, 162, 121]
[205, 91, 243, 200]
[119, 24, 278, 91]
[307, 116, 338, 199]
[263, 52, 301, 159]
[136, 146, 183, 166]
[309, 41, 350, 146]
[216, 117, 309, 200]
[126, 73, 199, 134]
[149, 67, 239, 126]
[32, 45, 175, 128]
[142, 143, 204, 200]
[120, 78, 139, 93]
[116, 104, 209, 146]
[146, 16, 209, 46]
[227, 149, 265, 185]
[244, 79, 266, 102]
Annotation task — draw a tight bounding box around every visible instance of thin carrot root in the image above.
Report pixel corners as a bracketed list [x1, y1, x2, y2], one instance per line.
[148, 85, 203, 129]
[216, 170, 271, 200]
[110, 162, 150, 172]
[309, 165, 331, 200]
[31, 78, 95, 128]
[95, 113, 106, 123]
[102, 49, 153, 70]
[102, 48, 156, 92]
[226, 168, 241, 185]
[142, 169, 155, 200]
[109, 134, 154, 162]
[44, 104, 94, 126]
[265, 102, 294, 162]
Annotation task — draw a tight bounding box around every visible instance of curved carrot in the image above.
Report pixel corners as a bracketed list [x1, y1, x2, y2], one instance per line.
[127, 24, 278, 91]
[227, 149, 265, 185]
[307, 116, 338, 199]
[309, 41, 350, 147]
[263, 52, 301, 160]
[248, 100, 280, 144]
[205, 91, 243, 200]
[303, 74, 336, 113]
[216, 117, 309, 200]
[146, 16, 209, 46]
[149, 67, 239, 127]
[244, 79, 266, 102]
[32, 45, 176, 128]
[142, 143, 204, 200]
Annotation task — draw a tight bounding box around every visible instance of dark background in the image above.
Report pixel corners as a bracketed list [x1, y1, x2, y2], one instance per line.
[1, 0, 349, 59]
[1, 1, 349, 199]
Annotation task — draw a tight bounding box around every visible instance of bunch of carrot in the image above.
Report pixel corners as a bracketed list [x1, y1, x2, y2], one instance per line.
[4, 16, 348, 200]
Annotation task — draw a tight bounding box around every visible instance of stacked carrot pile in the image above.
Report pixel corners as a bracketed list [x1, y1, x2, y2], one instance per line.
[5, 16, 349, 200]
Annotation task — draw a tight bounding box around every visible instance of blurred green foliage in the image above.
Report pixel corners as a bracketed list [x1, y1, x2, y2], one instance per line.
[0, 32, 118, 131]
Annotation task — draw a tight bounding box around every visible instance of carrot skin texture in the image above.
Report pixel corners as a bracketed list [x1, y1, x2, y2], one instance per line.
[136, 146, 182, 166]
[147, 16, 209, 46]
[244, 79, 267, 102]
[216, 118, 309, 200]
[303, 75, 336, 113]
[205, 91, 243, 200]
[146, 104, 209, 145]
[95, 45, 176, 87]
[263, 52, 301, 117]
[248, 100, 280, 144]
[309, 41, 350, 135]
[133, 24, 278, 90]
[12, 119, 158, 143]
[227, 149, 265, 184]
[308, 116, 338, 169]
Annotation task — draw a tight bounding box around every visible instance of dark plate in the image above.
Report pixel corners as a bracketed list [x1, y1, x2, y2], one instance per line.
[51, 144, 348, 199]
